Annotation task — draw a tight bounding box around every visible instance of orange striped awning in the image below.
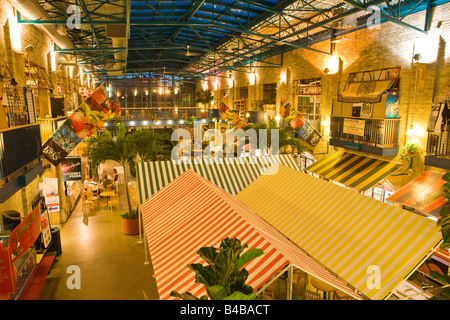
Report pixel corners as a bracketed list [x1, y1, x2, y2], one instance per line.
[386, 171, 450, 218]
[140, 170, 363, 300]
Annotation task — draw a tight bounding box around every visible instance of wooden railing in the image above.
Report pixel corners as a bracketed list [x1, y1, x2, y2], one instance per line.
[426, 131, 450, 158]
[330, 116, 400, 148]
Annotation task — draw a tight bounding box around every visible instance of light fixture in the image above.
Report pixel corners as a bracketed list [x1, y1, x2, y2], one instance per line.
[245, 113, 250, 118]
[406, 124, 419, 136]
[323, 68, 330, 74]
[280, 70, 286, 84]
[275, 115, 281, 122]
[412, 53, 422, 63]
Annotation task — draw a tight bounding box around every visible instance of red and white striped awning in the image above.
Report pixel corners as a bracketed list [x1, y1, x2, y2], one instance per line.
[140, 170, 363, 300]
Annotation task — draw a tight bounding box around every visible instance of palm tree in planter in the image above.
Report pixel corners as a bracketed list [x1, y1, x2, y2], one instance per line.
[131, 129, 174, 162]
[86, 122, 138, 234]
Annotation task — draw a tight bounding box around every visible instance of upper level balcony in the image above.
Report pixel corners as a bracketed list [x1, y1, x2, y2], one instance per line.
[329, 116, 400, 156]
[425, 131, 450, 170]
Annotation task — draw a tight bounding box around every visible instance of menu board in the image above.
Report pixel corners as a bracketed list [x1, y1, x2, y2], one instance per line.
[42, 84, 120, 167]
[343, 118, 365, 136]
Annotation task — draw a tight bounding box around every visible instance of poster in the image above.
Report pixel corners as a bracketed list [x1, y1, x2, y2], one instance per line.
[280, 97, 322, 147]
[40, 207, 52, 248]
[61, 157, 82, 181]
[385, 94, 399, 119]
[360, 102, 373, 118]
[9, 206, 41, 261]
[218, 102, 247, 129]
[343, 118, 366, 136]
[42, 84, 120, 167]
[0, 244, 16, 300]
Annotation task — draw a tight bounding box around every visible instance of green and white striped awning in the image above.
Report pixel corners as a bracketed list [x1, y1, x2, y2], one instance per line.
[136, 155, 300, 204]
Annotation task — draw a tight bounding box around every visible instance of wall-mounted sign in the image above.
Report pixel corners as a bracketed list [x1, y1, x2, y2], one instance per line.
[0, 244, 16, 300]
[61, 157, 82, 181]
[343, 118, 366, 136]
[9, 206, 41, 261]
[45, 196, 60, 213]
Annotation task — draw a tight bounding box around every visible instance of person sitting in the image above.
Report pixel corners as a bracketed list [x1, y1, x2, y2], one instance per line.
[111, 168, 119, 193]
[83, 175, 91, 190]
[103, 178, 114, 191]
[88, 179, 100, 196]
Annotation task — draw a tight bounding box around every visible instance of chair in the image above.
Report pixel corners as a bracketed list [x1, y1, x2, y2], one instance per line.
[109, 193, 120, 211]
[304, 290, 322, 300]
[87, 187, 99, 205]
[106, 184, 113, 192]
[82, 193, 95, 213]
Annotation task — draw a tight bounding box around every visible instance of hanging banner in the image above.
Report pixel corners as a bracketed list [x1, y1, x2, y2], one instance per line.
[61, 156, 82, 181]
[280, 97, 322, 146]
[218, 102, 247, 129]
[42, 83, 120, 167]
[9, 206, 41, 261]
[343, 118, 366, 136]
[0, 244, 16, 300]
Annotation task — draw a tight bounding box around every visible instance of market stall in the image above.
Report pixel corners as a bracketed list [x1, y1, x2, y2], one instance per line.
[305, 150, 401, 192]
[386, 170, 450, 219]
[136, 154, 300, 204]
[139, 169, 362, 300]
[236, 165, 442, 300]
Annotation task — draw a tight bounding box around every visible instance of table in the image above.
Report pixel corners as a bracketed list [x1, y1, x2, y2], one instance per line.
[100, 191, 116, 210]
[310, 277, 336, 300]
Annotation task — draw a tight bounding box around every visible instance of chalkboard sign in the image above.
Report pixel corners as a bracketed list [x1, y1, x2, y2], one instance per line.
[50, 97, 65, 117]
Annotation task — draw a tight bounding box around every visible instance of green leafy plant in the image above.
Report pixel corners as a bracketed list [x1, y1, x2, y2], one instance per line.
[243, 117, 307, 155]
[195, 89, 213, 106]
[170, 237, 264, 300]
[131, 129, 173, 162]
[400, 142, 420, 161]
[185, 116, 196, 125]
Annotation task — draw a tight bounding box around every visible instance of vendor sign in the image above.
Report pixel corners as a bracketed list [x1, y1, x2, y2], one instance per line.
[0, 244, 16, 300]
[42, 83, 121, 167]
[343, 118, 365, 136]
[61, 157, 82, 181]
[9, 206, 41, 261]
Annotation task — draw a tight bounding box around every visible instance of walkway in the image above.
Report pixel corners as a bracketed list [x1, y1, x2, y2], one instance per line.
[40, 188, 159, 300]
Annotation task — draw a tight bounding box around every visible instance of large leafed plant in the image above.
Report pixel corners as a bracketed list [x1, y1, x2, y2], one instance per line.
[170, 237, 264, 300]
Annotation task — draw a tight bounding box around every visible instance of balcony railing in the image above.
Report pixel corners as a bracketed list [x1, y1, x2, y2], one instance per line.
[329, 116, 400, 156]
[425, 131, 450, 170]
[119, 107, 209, 121]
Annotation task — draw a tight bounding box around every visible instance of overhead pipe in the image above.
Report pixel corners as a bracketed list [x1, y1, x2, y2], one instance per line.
[8, 0, 94, 72]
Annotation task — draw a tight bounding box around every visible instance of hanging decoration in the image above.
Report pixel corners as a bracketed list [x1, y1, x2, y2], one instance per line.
[42, 83, 121, 167]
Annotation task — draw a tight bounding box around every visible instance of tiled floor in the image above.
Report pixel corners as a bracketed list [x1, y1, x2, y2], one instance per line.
[40, 188, 159, 300]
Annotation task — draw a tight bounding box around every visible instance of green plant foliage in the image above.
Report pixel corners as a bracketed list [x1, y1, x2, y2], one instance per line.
[196, 89, 213, 105]
[185, 116, 196, 125]
[170, 237, 264, 300]
[243, 117, 307, 155]
[400, 142, 420, 161]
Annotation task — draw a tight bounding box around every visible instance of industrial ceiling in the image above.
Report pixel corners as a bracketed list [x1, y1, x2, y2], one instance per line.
[13, 0, 443, 82]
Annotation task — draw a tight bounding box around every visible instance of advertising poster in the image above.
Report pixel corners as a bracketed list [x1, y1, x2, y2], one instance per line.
[280, 97, 322, 147]
[61, 156, 82, 181]
[385, 94, 399, 119]
[0, 244, 16, 300]
[42, 84, 120, 167]
[218, 102, 247, 129]
[9, 206, 41, 261]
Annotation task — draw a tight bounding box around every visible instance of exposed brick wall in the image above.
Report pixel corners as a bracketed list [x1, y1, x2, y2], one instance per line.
[210, 3, 450, 185]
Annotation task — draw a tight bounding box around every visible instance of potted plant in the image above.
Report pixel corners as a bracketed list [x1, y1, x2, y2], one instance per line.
[170, 237, 264, 300]
[400, 142, 420, 160]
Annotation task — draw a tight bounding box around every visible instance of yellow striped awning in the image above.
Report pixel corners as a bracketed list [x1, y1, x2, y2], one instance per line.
[305, 151, 401, 191]
[237, 165, 442, 300]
